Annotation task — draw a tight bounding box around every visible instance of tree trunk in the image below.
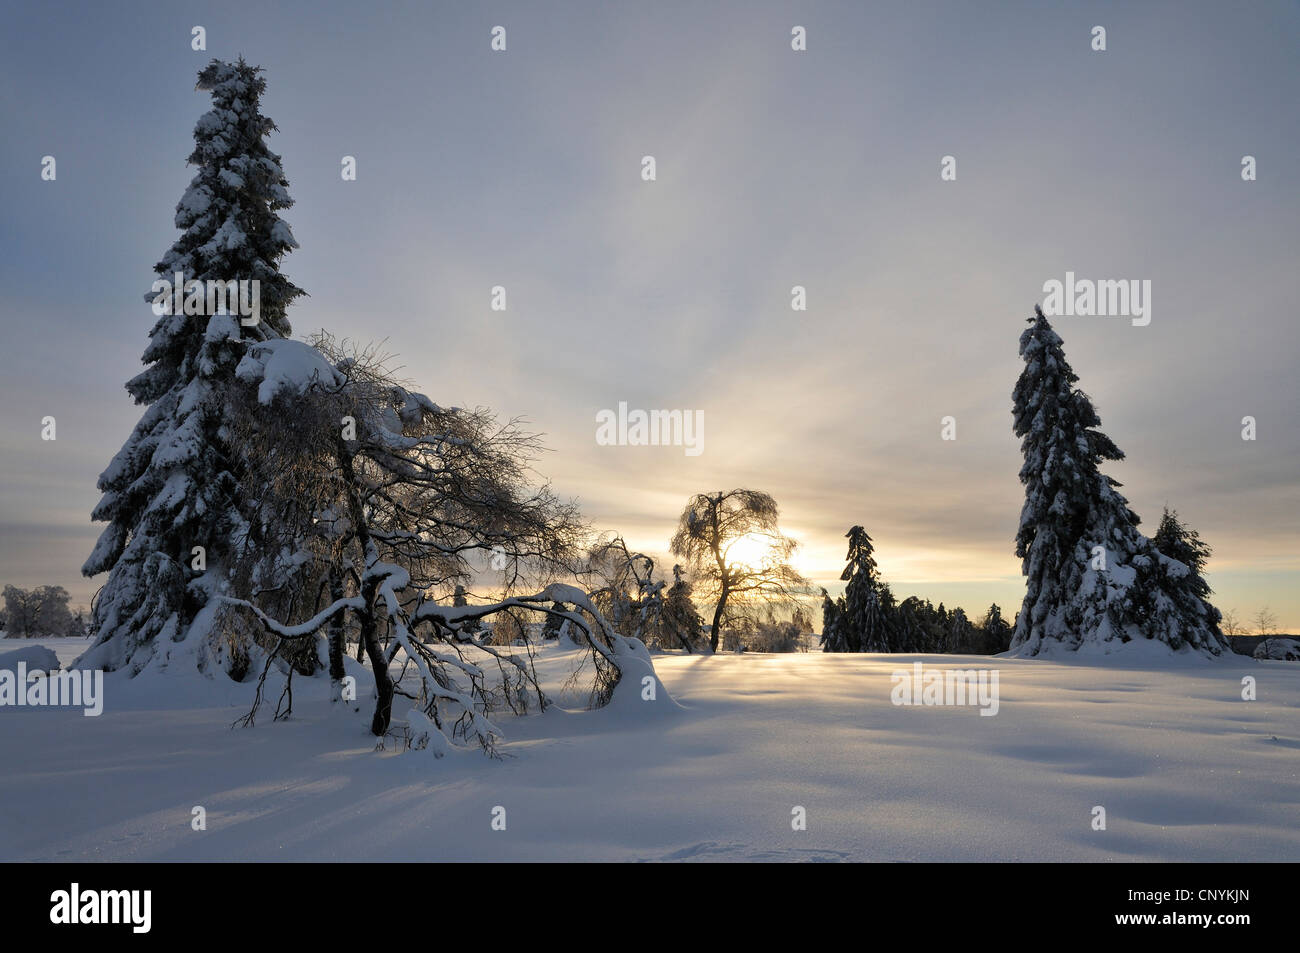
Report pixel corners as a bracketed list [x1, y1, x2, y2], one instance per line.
[359, 584, 392, 735]
[335, 435, 392, 735]
[327, 568, 346, 686]
[710, 590, 728, 653]
[709, 511, 727, 652]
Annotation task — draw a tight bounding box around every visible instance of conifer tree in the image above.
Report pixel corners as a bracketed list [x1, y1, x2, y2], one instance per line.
[541, 602, 568, 639]
[839, 526, 890, 652]
[894, 597, 927, 653]
[81, 59, 304, 674]
[1011, 307, 1226, 655]
[875, 580, 900, 651]
[979, 603, 1012, 654]
[1134, 508, 1227, 653]
[944, 606, 974, 653]
[452, 585, 482, 636]
[662, 565, 703, 651]
[818, 588, 848, 652]
[1011, 306, 1135, 653]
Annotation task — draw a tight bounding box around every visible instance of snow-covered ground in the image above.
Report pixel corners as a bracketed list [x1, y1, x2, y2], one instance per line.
[1, 637, 1296, 862]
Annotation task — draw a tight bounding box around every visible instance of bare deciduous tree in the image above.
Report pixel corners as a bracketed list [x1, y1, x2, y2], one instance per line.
[1253, 607, 1279, 638]
[583, 535, 700, 651]
[669, 489, 807, 652]
[217, 336, 645, 750]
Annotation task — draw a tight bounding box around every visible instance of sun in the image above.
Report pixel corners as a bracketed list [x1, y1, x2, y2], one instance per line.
[726, 532, 778, 569]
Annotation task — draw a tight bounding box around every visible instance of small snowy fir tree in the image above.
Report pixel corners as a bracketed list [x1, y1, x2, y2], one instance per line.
[818, 588, 848, 652]
[979, 603, 1012, 654]
[876, 579, 899, 649]
[80, 59, 304, 674]
[452, 585, 482, 636]
[1011, 307, 1226, 656]
[838, 526, 890, 652]
[541, 602, 568, 640]
[1133, 508, 1228, 653]
[661, 564, 703, 651]
[943, 606, 975, 653]
[893, 597, 926, 653]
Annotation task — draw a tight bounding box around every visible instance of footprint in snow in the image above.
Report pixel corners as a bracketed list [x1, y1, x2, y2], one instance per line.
[637, 841, 851, 863]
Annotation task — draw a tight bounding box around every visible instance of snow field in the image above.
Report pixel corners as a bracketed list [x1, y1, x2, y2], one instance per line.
[1, 640, 1295, 862]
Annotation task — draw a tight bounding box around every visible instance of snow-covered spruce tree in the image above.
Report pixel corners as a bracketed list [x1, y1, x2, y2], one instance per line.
[943, 606, 975, 653]
[1010, 306, 1227, 656]
[838, 526, 891, 652]
[662, 564, 704, 652]
[81, 59, 304, 674]
[818, 588, 848, 652]
[1132, 508, 1227, 653]
[894, 596, 936, 652]
[893, 596, 926, 653]
[452, 585, 481, 637]
[1011, 305, 1137, 654]
[876, 580, 898, 646]
[979, 603, 1012, 654]
[541, 602, 567, 639]
[1150, 508, 1216, 609]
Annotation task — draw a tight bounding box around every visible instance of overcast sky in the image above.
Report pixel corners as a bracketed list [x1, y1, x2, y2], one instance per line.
[1, 0, 1296, 629]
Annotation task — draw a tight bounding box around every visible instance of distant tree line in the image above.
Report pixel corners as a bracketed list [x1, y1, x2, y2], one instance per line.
[1, 585, 87, 638]
[818, 526, 1012, 656]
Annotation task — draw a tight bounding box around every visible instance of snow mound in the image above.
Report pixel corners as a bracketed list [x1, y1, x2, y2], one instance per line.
[1002, 632, 1226, 664]
[604, 636, 683, 718]
[0, 645, 60, 672]
[1254, 637, 1300, 661]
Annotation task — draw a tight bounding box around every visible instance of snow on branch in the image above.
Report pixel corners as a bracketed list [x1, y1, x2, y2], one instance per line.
[216, 593, 363, 640]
